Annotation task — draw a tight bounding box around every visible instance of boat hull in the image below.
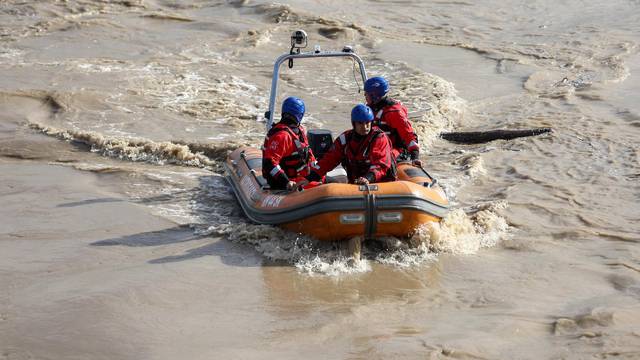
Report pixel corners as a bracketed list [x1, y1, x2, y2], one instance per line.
[225, 147, 449, 241]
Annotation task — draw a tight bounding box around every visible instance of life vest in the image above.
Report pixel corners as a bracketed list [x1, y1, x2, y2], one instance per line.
[341, 128, 397, 183]
[265, 124, 312, 178]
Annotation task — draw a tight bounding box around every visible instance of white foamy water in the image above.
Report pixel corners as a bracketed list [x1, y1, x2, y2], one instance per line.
[2, 1, 639, 359]
[198, 201, 509, 276]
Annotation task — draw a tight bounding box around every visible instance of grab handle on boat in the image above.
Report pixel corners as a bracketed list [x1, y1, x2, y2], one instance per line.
[417, 163, 438, 188]
[358, 184, 378, 192]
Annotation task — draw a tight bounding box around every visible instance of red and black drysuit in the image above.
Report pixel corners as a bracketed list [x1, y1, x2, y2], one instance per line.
[370, 98, 420, 161]
[306, 127, 397, 184]
[262, 123, 317, 189]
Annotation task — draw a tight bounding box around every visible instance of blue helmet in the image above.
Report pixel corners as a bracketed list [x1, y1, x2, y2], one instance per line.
[351, 104, 374, 123]
[281, 96, 305, 124]
[364, 76, 389, 104]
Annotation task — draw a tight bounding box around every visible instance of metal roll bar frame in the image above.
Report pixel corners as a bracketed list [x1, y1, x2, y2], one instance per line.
[265, 49, 368, 131]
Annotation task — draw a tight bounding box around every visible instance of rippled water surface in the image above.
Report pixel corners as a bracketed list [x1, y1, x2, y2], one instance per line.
[1, 1, 639, 359]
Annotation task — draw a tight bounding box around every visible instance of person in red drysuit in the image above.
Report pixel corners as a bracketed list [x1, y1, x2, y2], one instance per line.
[262, 96, 319, 191]
[364, 76, 422, 166]
[302, 104, 397, 185]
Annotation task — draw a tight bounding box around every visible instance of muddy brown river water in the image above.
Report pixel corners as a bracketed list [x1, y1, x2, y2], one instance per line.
[1, 1, 639, 359]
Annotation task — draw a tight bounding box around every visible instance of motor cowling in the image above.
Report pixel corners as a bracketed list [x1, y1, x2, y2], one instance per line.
[307, 129, 333, 160]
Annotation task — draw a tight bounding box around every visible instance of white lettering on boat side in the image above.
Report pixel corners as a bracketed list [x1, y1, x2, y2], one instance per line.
[240, 175, 259, 201]
[261, 194, 283, 208]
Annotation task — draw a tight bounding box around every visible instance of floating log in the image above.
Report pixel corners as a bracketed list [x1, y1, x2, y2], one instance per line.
[440, 128, 552, 144]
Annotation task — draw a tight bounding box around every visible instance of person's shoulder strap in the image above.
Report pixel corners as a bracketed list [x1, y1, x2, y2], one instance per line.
[269, 123, 300, 141]
[297, 125, 308, 143]
[267, 123, 285, 137]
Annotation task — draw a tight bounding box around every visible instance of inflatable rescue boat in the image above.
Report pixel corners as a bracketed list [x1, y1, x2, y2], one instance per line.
[225, 30, 449, 242]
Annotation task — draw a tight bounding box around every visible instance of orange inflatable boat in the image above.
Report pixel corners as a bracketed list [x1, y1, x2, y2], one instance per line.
[225, 147, 448, 241]
[225, 31, 449, 242]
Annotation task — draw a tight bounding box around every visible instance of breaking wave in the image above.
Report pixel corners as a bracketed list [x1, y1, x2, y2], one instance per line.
[141, 13, 193, 22]
[412, 201, 509, 255]
[28, 122, 245, 170]
[251, 2, 367, 35]
[140, 71, 266, 125]
[0, 1, 145, 41]
[366, 63, 468, 149]
[455, 152, 487, 177]
[403, 74, 467, 147]
[198, 223, 372, 275]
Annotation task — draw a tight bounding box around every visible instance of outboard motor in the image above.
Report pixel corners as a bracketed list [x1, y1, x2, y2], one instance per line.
[307, 129, 333, 160]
